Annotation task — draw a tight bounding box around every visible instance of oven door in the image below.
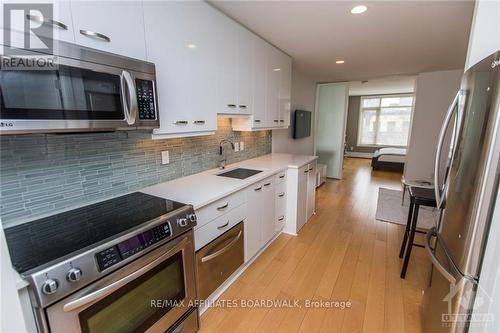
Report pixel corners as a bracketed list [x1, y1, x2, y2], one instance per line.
[0, 54, 139, 133]
[45, 231, 197, 333]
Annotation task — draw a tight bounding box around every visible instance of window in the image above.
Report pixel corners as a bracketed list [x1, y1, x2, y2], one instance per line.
[358, 94, 413, 147]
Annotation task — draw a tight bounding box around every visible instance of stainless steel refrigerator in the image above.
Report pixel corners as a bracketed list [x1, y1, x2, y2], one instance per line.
[422, 51, 500, 332]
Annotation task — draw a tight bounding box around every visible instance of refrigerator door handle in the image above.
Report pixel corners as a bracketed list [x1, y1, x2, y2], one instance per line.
[425, 227, 456, 284]
[434, 91, 460, 208]
[425, 227, 479, 285]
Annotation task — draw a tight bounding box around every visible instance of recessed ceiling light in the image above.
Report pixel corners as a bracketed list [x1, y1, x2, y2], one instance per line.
[273, 68, 281, 71]
[186, 43, 197, 49]
[351, 5, 367, 14]
[335, 60, 345, 64]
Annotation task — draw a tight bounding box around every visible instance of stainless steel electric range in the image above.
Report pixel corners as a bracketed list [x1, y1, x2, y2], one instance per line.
[4, 192, 198, 333]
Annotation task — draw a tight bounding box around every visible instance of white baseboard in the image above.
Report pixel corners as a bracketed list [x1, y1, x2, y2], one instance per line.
[345, 152, 373, 159]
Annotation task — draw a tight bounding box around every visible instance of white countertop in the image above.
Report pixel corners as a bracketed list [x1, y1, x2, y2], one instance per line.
[141, 153, 317, 210]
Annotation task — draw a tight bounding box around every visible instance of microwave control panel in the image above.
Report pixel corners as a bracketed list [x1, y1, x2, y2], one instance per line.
[136, 79, 157, 120]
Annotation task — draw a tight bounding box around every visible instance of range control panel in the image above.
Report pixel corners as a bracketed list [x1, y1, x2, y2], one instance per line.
[136, 79, 156, 120]
[95, 221, 172, 271]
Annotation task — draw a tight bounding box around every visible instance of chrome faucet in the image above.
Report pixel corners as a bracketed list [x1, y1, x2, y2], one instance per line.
[219, 139, 235, 169]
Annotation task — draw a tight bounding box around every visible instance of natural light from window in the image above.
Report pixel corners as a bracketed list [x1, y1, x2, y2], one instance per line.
[358, 95, 414, 147]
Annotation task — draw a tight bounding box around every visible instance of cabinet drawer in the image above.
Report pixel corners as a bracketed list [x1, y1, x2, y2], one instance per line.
[196, 222, 244, 300]
[195, 190, 246, 229]
[275, 171, 287, 184]
[275, 182, 286, 216]
[275, 215, 286, 232]
[194, 203, 246, 250]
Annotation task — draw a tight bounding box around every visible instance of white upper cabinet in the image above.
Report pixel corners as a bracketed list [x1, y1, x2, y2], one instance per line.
[71, 1, 146, 60]
[215, 18, 254, 116]
[1, 0, 75, 44]
[215, 15, 239, 115]
[251, 35, 268, 128]
[237, 27, 254, 114]
[265, 43, 282, 128]
[278, 51, 292, 128]
[143, 1, 218, 137]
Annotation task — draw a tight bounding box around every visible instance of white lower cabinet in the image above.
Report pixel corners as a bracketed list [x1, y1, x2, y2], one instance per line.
[306, 160, 317, 220]
[261, 178, 276, 245]
[244, 176, 276, 261]
[284, 160, 318, 234]
[275, 181, 287, 232]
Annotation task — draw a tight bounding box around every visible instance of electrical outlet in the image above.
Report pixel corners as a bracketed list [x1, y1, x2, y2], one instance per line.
[161, 151, 170, 165]
[234, 142, 240, 152]
[240, 141, 244, 151]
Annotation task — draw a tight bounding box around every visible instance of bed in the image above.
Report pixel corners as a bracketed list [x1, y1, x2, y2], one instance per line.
[371, 148, 407, 172]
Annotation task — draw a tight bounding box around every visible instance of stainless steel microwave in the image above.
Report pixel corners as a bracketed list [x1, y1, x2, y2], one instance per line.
[0, 41, 159, 134]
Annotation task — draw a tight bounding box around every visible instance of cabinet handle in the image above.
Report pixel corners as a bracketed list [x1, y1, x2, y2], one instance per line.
[80, 29, 111, 42]
[304, 170, 309, 173]
[227, 104, 237, 108]
[278, 192, 285, 197]
[273, 120, 279, 123]
[173, 120, 188, 125]
[201, 230, 242, 263]
[217, 220, 230, 230]
[279, 174, 285, 179]
[280, 120, 285, 123]
[26, 14, 67, 30]
[264, 182, 271, 186]
[216, 202, 229, 211]
[278, 216, 285, 221]
[308, 168, 314, 171]
[239, 105, 247, 109]
[193, 120, 205, 125]
[254, 186, 262, 191]
[254, 119, 261, 123]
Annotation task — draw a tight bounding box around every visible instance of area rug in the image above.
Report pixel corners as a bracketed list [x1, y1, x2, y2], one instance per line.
[376, 188, 438, 229]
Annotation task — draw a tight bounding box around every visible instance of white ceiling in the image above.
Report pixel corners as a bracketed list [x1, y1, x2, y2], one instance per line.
[348, 75, 416, 96]
[210, 0, 474, 83]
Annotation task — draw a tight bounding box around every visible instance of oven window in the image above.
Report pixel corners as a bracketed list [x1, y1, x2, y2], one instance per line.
[79, 252, 185, 333]
[0, 65, 125, 120]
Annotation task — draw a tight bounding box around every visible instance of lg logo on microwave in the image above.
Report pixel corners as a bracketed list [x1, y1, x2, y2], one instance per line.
[0, 122, 14, 128]
[3, 3, 54, 56]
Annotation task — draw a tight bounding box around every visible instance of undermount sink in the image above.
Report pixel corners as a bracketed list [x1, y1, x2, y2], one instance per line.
[216, 168, 263, 180]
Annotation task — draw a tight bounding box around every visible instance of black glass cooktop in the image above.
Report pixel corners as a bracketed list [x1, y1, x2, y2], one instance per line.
[217, 168, 263, 179]
[4, 192, 186, 274]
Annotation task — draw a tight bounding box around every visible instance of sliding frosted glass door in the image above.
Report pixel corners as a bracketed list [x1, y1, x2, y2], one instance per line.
[315, 83, 348, 179]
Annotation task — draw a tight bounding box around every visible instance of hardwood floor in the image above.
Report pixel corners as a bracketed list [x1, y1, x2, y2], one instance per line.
[199, 158, 431, 333]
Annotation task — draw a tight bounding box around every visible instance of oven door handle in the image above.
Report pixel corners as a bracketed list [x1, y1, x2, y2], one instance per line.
[120, 70, 138, 126]
[201, 230, 242, 263]
[63, 236, 188, 312]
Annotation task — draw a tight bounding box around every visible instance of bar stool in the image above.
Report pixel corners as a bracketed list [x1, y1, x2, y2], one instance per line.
[399, 186, 437, 279]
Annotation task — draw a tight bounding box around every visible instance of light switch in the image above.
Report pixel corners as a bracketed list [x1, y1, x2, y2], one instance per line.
[234, 142, 240, 152]
[161, 151, 170, 165]
[240, 141, 244, 151]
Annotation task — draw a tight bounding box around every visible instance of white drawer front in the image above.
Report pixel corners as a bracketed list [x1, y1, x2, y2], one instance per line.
[275, 182, 286, 216]
[195, 190, 246, 229]
[275, 171, 287, 184]
[194, 203, 246, 250]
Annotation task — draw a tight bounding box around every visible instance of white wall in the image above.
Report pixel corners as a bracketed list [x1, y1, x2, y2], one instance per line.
[404, 69, 463, 182]
[464, 0, 500, 70]
[272, 68, 316, 155]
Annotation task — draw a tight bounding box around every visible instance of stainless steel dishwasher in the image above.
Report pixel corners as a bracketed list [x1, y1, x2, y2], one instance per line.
[196, 222, 244, 300]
